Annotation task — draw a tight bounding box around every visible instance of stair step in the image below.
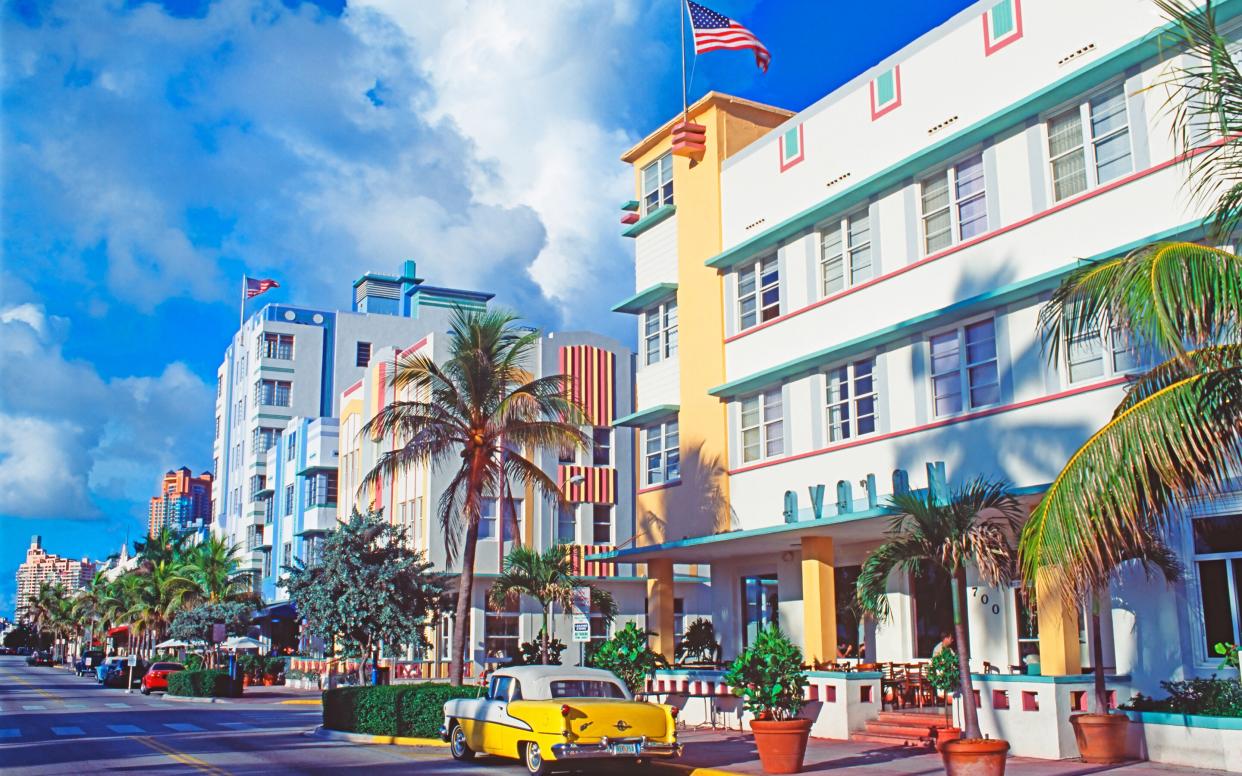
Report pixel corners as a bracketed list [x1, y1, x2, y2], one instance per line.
[864, 722, 940, 738]
[850, 732, 935, 748]
[875, 712, 952, 727]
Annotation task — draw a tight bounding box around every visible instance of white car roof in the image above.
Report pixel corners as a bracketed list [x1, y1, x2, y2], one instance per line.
[490, 665, 631, 700]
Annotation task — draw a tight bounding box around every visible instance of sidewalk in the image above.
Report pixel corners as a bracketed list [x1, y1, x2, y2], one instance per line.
[160, 684, 322, 705]
[666, 730, 1228, 775]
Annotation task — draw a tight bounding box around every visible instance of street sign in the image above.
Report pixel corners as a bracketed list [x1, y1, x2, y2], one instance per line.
[571, 586, 591, 644]
[212, 623, 226, 644]
[127, 654, 137, 666]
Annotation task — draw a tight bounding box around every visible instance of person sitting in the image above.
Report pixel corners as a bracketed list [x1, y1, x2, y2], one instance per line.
[932, 633, 954, 657]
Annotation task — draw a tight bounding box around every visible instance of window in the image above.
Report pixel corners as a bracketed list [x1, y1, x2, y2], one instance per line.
[589, 603, 611, 645]
[921, 154, 987, 253]
[742, 575, 779, 649]
[263, 495, 274, 524]
[262, 549, 272, 577]
[825, 358, 878, 442]
[253, 427, 280, 456]
[740, 390, 784, 464]
[217, 375, 222, 397]
[558, 446, 575, 465]
[257, 379, 291, 407]
[674, 598, 685, 654]
[260, 333, 294, 360]
[285, 484, 295, 516]
[1047, 84, 1132, 201]
[557, 504, 577, 544]
[1067, 323, 1139, 384]
[737, 256, 780, 330]
[485, 590, 520, 660]
[307, 472, 338, 507]
[249, 474, 266, 501]
[214, 415, 220, 440]
[480, 498, 520, 541]
[1192, 514, 1242, 656]
[550, 680, 625, 699]
[592, 505, 612, 544]
[592, 427, 612, 466]
[287, 430, 298, 460]
[356, 341, 372, 368]
[282, 541, 292, 569]
[643, 300, 678, 365]
[820, 210, 873, 296]
[643, 420, 680, 486]
[929, 319, 1000, 417]
[248, 524, 264, 551]
[641, 152, 674, 214]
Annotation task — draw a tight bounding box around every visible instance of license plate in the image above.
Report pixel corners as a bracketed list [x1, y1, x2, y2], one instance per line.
[612, 743, 638, 755]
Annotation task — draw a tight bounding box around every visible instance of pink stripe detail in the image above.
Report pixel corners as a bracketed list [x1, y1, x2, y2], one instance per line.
[728, 376, 1129, 476]
[342, 379, 363, 398]
[869, 66, 902, 121]
[398, 335, 430, 358]
[637, 480, 682, 495]
[724, 147, 1213, 345]
[983, 0, 1024, 56]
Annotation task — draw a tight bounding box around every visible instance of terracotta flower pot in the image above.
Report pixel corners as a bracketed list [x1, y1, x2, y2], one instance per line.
[1070, 713, 1131, 764]
[935, 726, 962, 752]
[241, 675, 251, 687]
[262, 675, 276, 686]
[941, 738, 1009, 776]
[749, 718, 812, 774]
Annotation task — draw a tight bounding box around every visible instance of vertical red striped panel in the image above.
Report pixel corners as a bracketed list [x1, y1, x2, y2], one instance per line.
[559, 345, 614, 426]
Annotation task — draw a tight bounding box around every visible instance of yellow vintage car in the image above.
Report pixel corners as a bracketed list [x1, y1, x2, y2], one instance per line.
[440, 665, 681, 775]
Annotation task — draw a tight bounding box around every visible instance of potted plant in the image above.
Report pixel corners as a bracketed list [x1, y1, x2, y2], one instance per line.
[676, 618, 720, 666]
[857, 477, 1022, 776]
[926, 646, 961, 751]
[263, 657, 285, 686]
[586, 621, 668, 695]
[723, 624, 810, 775]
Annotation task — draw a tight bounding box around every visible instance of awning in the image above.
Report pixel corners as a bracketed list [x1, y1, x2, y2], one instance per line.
[253, 602, 296, 622]
[107, 625, 129, 636]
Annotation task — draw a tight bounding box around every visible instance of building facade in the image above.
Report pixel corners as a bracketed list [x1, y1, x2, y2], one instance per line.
[15, 536, 95, 622]
[602, 0, 1242, 757]
[148, 467, 214, 536]
[210, 260, 491, 584]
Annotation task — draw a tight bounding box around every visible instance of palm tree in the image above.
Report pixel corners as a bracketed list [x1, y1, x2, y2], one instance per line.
[123, 559, 198, 656]
[24, 583, 63, 654]
[361, 308, 588, 686]
[856, 478, 1023, 742]
[488, 544, 618, 664]
[185, 536, 256, 604]
[1016, 1, 1242, 604]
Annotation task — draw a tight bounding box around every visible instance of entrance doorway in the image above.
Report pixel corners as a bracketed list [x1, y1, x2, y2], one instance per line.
[742, 574, 779, 648]
[912, 566, 954, 657]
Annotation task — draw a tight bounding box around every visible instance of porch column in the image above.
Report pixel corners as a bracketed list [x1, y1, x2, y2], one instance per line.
[647, 559, 676, 662]
[1035, 567, 1081, 675]
[800, 536, 837, 665]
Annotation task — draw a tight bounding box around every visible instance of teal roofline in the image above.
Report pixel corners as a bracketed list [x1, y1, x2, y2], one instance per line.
[612, 283, 678, 314]
[708, 221, 1200, 400]
[703, 2, 1241, 273]
[623, 204, 676, 238]
[584, 482, 1048, 562]
[613, 404, 680, 428]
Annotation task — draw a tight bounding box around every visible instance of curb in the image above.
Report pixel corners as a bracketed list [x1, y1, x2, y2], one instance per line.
[312, 725, 448, 748]
[279, 699, 322, 705]
[160, 694, 230, 704]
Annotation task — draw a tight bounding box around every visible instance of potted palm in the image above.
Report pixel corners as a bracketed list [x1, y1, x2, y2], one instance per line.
[723, 624, 810, 775]
[926, 646, 961, 751]
[857, 477, 1022, 776]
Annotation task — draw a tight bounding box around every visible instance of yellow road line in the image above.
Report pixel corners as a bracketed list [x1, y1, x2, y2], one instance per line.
[132, 736, 231, 776]
[278, 699, 321, 705]
[3, 673, 59, 700]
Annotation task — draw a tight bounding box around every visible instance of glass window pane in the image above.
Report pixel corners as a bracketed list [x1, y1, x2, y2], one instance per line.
[954, 155, 985, 199]
[765, 421, 784, 456]
[850, 245, 873, 284]
[1089, 87, 1128, 137]
[740, 397, 760, 428]
[1052, 152, 1088, 200]
[1094, 131, 1132, 184]
[738, 268, 755, 297]
[742, 429, 761, 462]
[921, 174, 950, 214]
[1193, 516, 1242, 554]
[924, 210, 953, 253]
[1048, 108, 1084, 158]
[1198, 559, 1236, 654]
[930, 332, 960, 374]
[957, 195, 988, 240]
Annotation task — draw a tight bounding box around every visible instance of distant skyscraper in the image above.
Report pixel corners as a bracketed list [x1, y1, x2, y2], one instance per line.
[15, 536, 95, 622]
[148, 467, 214, 535]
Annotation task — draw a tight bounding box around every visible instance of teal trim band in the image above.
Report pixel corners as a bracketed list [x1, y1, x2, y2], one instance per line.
[704, 3, 1242, 273]
[260, 366, 296, 374]
[622, 200, 640, 212]
[623, 204, 676, 238]
[972, 672, 1131, 684]
[612, 283, 678, 314]
[613, 404, 679, 428]
[1125, 710, 1242, 730]
[257, 413, 292, 421]
[709, 221, 1200, 400]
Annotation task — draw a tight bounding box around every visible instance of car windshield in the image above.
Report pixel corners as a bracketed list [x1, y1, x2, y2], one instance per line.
[151, 663, 183, 671]
[548, 680, 627, 699]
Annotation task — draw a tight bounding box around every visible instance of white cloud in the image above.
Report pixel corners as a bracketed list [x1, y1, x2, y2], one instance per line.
[0, 305, 213, 519]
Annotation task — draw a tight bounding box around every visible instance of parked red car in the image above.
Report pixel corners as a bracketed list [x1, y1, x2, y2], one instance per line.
[140, 662, 184, 695]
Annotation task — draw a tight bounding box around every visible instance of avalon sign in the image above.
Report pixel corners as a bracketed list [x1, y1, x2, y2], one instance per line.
[781, 462, 947, 524]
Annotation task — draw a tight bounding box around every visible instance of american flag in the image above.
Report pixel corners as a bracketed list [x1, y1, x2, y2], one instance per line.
[245, 277, 279, 299]
[686, 0, 770, 73]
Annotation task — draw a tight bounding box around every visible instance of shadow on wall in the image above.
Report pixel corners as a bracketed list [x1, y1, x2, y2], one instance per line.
[1111, 561, 1194, 693]
[637, 441, 738, 547]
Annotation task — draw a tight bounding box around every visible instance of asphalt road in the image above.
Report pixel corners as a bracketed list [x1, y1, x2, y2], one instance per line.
[0, 655, 573, 775]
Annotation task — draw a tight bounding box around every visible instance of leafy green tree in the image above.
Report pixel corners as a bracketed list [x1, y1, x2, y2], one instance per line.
[487, 544, 616, 665]
[169, 601, 254, 644]
[283, 509, 446, 685]
[184, 536, 256, 605]
[517, 633, 567, 666]
[587, 622, 668, 694]
[360, 308, 588, 686]
[856, 478, 1022, 742]
[676, 618, 719, 664]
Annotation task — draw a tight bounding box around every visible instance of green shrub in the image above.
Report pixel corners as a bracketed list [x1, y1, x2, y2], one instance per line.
[587, 622, 668, 694]
[183, 654, 204, 671]
[168, 669, 243, 698]
[1121, 677, 1242, 717]
[722, 624, 808, 722]
[265, 657, 286, 676]
[323, 684, 483, 738]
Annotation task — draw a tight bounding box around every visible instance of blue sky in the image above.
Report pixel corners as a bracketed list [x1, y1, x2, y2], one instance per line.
[0, 0, 977, 616]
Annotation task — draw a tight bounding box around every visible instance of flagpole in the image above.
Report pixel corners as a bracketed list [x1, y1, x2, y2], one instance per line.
[239, 276, 246, 333]
[680, 0, 688, 122]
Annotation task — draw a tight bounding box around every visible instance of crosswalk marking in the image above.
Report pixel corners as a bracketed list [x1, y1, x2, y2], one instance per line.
[64, 703, 86, 708]
[105, 702, 130, 708]
[164, 723, 204, 733]
[218, 721, 254, 730]
[0, 729, 20, 738]
[21, 704, 46, 710]
[51, 727, 84, 736]
[108, 724, 145, 734]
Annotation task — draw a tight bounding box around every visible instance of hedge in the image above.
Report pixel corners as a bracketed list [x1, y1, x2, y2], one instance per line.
[322, 684, 483, 738]
[168, 669, 244, 698]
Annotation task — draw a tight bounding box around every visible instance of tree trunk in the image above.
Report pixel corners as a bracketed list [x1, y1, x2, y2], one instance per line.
[450, 518, 481, 686]
[1091, 590, 1108, 715]
[951, 568, 982, 740]
[541, 604, 550, 665]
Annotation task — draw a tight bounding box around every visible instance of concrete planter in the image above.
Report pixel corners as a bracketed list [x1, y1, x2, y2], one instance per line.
[1124, 711, 1242, 773]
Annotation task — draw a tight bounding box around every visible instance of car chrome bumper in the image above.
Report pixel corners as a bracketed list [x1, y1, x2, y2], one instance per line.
[438, 725, 449, 742]
[551, 736, 681, 760]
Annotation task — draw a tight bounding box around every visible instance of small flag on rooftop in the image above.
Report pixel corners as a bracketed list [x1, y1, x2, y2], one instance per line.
[244, 277, 280, 299]
[686, 0, 770, 73]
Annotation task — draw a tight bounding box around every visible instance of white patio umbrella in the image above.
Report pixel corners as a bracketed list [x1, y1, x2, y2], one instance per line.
[154, 638, 187, 649]
[221, 636, 263, 651]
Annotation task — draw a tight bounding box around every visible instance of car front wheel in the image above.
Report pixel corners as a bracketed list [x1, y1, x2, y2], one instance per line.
[448, 722, 474, 762]
[523, 741, 551, 776]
